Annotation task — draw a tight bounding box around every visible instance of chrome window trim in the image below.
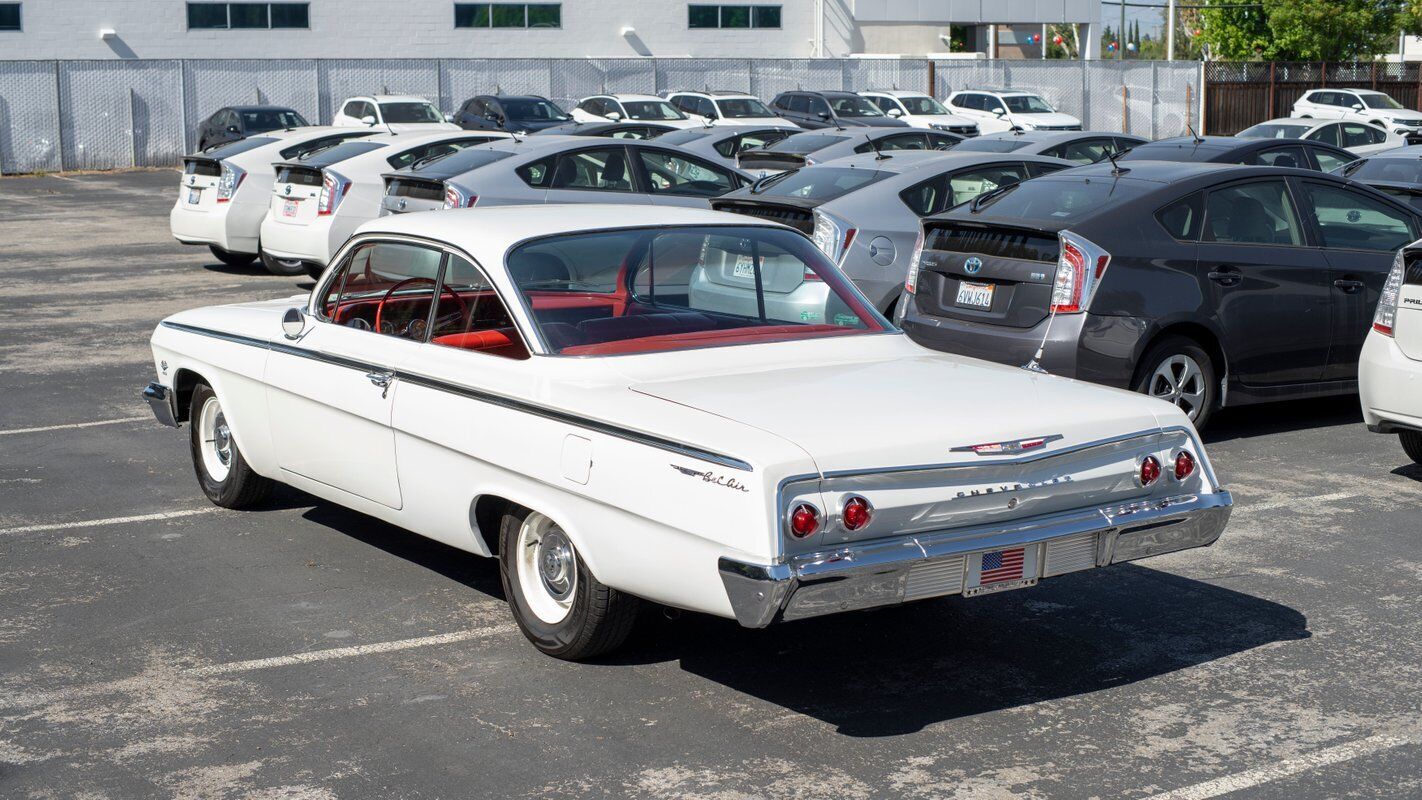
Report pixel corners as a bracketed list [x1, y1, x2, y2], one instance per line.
[157, 320, 753, 472]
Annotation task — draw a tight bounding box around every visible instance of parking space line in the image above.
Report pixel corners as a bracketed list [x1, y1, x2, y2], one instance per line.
[1145, 732, 1419, 800]
[185, 626, 513, 677]
[0, 415, 152, 436]
[0, 508, 221, 535]
[1235, 491, 1358, 513]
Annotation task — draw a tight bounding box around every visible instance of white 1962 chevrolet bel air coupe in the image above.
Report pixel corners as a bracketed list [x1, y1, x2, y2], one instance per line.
[144, 204, 1233, 659]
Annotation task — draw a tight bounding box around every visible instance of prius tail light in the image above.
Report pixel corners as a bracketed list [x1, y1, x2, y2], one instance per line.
[1051, 230, 1110, 314]
[317, 170, 351, 216]
[1373, 248, 1407, 336]
[812, 209, 857, 266]
[216, 162, 246, 202]
[904, 228, 926, 293]
[443, 183, 478, 209]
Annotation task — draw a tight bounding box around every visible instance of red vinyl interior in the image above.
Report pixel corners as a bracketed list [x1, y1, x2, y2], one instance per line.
[561, 324, 851, 355]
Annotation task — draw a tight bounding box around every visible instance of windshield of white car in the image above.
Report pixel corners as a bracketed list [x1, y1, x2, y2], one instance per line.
[900, 96, 950, 115]
[240, 110, 308, 131]
[623, 101, 687, 121]
[970, 176, 1154, 219]
[198, 136, 278, 157]
[507, 226, 888, 356]
[504, 99, 570, 121]
[751, 167, 888, 199]
[767, 133, 850, 154]
[1238, 123, 1310, 139]
[380, 102, 444, 123]
[830, 97, 886, 117]
[952, 138, 1032, 153]
[1361, 94, 1404, 109]
[1003, 95, 1054, 113]
[1344, 158, 1422, 184]
[718, 98, 775, 118]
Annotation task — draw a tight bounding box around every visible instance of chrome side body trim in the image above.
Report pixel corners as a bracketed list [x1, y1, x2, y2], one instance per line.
[719, 490, 1233, 628]
[143, 382, 179, 428]
[156, 320, 753, 472]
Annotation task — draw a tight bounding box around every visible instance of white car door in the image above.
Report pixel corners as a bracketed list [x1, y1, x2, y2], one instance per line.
[265, 239, 446, 509]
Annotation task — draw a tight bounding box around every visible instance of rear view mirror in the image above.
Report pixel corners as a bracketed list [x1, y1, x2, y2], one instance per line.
[282, 307, 307, 340]
[360, 115, 377, 126]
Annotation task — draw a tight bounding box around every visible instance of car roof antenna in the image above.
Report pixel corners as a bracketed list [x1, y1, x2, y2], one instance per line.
[866, 134, 889, 160]
[1105, 148, 1128, 176]
[1186, 123, 1204, 144]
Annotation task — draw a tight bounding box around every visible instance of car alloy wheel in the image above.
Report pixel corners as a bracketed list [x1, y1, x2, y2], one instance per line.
[196, 395, 233, 482]
[515, 511, 578, 625]
[1147, 354, 1208, 421]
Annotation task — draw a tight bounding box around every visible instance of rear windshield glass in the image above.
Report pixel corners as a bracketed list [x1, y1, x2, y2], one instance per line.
[972, 176, 1156, 220]
[406, 148, 514, 175]
[199, 136, 278, 158]
[507, 226, 887, 356]
[1346, 157, 1422, 185]
[656, 128, 717, 146]
[768, 133, 850, 154]
[1238, 123, 1310, 140]
[277, 132, 374, 161]
[239, 109, 308, 131]
[293, 140, 385, 166]
[952, 138, 1032, 153]
[380, 102, 444, 123]
[1118, 142, 1228, 162]
[752, 167, 887, 200]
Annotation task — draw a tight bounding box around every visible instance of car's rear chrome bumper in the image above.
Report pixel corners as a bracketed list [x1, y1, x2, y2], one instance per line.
[143, 382, 179, 428]
[718, 490, 1232, 628]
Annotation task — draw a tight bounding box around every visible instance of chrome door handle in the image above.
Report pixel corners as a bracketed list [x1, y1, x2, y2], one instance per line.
[1333, 278, 1364, 293]
[366, 371, 394, 398]
[1207, 268, 1241, 287]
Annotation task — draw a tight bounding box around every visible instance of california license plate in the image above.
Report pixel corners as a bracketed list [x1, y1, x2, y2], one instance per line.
[956, 280, 994, 310]
[963, 546, 1039, 597]
[732, 256, 756, 279]
[281, 198, 299, 218]
[186, 188, 200, 205]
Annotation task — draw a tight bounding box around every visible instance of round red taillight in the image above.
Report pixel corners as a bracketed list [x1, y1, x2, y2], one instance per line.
[1139, 455, 1161, 486]
[788, 503, 820, 538]
[1174, 450, 1195, 481]
[842, 496, 872, 531]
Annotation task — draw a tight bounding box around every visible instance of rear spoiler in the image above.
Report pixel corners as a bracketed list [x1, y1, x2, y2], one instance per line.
[737, 151, 807, 170]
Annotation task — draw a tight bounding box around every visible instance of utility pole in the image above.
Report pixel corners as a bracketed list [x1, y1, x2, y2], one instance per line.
[1119, 0, 1126, 60]
[1167, 0, 1176, 61]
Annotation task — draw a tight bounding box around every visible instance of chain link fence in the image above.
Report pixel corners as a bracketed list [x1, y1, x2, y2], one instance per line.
[0, 58, 1203, 174]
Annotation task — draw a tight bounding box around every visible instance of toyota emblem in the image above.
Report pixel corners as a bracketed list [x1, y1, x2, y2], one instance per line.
[398, 198, 407, 210]
[964, 256, 983, 275]
[283, 184, 292, 196]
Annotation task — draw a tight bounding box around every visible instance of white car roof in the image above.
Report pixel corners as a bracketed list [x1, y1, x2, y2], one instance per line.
[603, 93, 669, 102]
[355, 204, 787, 266]
[351, 95, 437, 104]
[364, 130, 511, 147]
[861, 90, 930, 98]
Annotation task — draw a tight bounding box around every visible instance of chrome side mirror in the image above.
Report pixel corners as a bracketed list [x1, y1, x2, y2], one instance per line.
[282, 307, 307, 340]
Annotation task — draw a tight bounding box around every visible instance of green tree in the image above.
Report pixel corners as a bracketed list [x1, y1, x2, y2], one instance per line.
[1198, 0, 1405, 61]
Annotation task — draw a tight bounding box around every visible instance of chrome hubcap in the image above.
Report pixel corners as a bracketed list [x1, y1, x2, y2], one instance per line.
[514, 512, 578, 624]
[536, 530, 575, 602]
[1148, 354, 1207, 420]
[197, 396, 233, 482]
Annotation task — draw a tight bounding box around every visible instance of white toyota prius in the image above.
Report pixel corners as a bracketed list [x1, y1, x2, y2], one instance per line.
[1360, 243, 1422, 465]
[144, 205, 1233, 659]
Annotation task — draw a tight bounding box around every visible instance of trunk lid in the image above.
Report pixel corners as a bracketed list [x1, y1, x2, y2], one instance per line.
[269, 164, 323, 226]
[711, 197, 817, 234]
[737, 150, 808, 174]
[913, 218, 1065, 328]
[179, 157, 222, 211]
[381, 175, 448, 214]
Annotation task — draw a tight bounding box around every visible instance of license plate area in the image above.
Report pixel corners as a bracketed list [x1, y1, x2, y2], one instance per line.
[963, 544, 1041, 597]
[186, 188, 201, 205]
[281, 198, 299, 218]
[955, 280, 994, 310]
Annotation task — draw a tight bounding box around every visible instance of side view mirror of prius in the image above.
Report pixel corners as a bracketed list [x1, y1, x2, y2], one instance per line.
[360, 115, 377, 126]
[281, 307, 307, 340]
[887, 108, 904, 117]
[445, 113, 455, 122]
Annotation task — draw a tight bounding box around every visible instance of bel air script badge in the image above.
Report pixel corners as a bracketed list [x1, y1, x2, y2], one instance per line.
[670, 464, 750, 493]
[951, 434, 1064, 456]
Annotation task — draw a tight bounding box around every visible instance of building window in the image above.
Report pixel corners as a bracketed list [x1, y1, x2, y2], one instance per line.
[688, 5, 780, 29]
[454, 3, 561, 28]
[186, 3, 309, 30]
[0, 3, 20, 31]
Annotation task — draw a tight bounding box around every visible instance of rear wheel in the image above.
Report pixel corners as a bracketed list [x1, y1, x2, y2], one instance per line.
[208, 245, 255, 268]
[498, 506, 639, 660]
[1133, 336, 1218, 430]
[1401, 430, 1422, 465]
[260, 249, 307, 277]
[188, 383, 273, 509]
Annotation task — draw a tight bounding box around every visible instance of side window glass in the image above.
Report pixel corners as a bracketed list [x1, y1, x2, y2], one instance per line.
[899, 173, 948, 216]
[1254, 146, 1307, 169]
[1314, 149, 1351, 173]
[1302, 182, 1416, 252]
[1340, 124, 1374, 148]
[517, 156, 556, 187]
[947, 164, 1029, 207]
[610, 126, 650, 140]
[807, 97, 830, 116]
[1307, 124, 1341, 147]
[341, 101, 359, 118]
[429, 255, 528, 359]
[321, 241, 446, 339]
[787, 95, 809, 113]
[638, 149, 736, 196]
[1025, 161, 1067, 177]
[550, 148, 635, 191]
[1058, 138, 1115, 164]
[869, 96, 894, 113]
[1204, 181, 1304, 246]
[1156, 193, 1203, 241]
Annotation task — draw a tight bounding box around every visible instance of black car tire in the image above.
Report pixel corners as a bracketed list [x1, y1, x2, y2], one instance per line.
[498, 505, 639, 660]
[260, 249, 307, 277]
[1401, 430, 1422, 465]
[1133, 336, 1218, 430]
[208, 245, 255, 268]
[188, 382, 274, 509]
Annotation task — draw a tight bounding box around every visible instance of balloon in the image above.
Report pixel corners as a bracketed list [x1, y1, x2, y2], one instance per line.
[1053, 35, 1064, 45]
[1127, 42, 1137, 52]
[1032, 34, 1040, 43]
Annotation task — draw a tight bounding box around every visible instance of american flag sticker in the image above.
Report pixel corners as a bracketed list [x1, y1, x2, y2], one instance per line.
[979, 548, 1026, 585]
[965, 545, 1040, 596]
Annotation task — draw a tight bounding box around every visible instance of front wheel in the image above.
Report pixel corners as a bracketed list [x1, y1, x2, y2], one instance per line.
[260, 249, 307, 277]
[188, 383, 274, 509]
[1133, 336, 1218, 430]
[208, 245, 255, 268]
[499, 506, 639, 660]
[1401, 430, 1422, 465]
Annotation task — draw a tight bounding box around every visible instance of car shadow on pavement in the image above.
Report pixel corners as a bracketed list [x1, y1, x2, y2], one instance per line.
[1390, 463, 1422, 482]
[639, 565, 1309, 737]
[199, 261, 269, 277]
[1204, 395, 1361, 443]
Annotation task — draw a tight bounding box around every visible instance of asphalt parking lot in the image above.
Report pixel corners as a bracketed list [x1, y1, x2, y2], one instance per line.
[3, 169, 1422, 800]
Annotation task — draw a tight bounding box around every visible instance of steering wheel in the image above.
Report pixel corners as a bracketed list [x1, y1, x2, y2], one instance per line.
[374, 277, 468, 338]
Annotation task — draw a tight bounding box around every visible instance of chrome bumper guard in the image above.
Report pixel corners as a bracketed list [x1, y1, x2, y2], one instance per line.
[143, 382, 179, 428]
[718, 491, 1232, 628]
